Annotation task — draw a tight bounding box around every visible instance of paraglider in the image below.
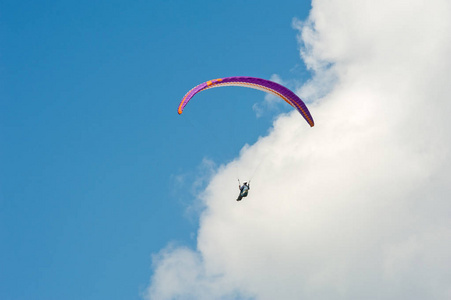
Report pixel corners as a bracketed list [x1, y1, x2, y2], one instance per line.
[178, 76, 315, 202]
[237, 180, 250, 201]
[178, 76, 314, 127]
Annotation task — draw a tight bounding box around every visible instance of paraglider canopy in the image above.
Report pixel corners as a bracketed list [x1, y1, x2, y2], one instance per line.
[178, 76, 314, 127]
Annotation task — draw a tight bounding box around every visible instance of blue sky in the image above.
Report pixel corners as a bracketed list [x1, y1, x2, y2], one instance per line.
[0, 1, 313, 299]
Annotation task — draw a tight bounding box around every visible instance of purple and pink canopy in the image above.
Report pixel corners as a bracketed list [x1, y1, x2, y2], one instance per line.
[178, 76, 314, 127]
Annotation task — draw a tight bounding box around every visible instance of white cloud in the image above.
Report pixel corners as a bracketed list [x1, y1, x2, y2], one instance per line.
[147, 0, 451, 299]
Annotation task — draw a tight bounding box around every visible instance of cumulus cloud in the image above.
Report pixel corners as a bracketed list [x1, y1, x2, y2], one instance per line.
[147, 0, 451, 299]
